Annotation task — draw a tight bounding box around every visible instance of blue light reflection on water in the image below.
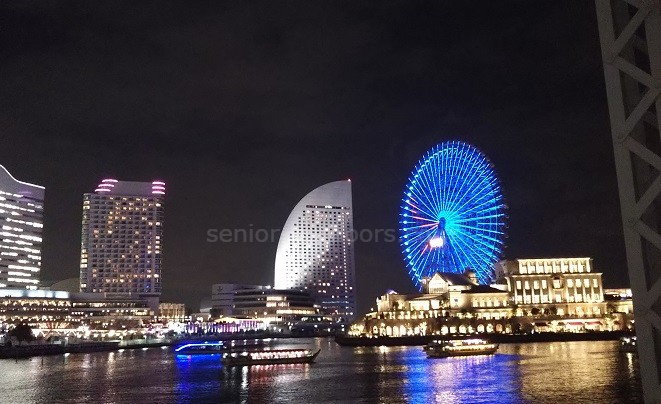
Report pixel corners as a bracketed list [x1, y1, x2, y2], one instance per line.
[399, 347, 523, 403]
[0, 339, 643, 403]
[174, 354, 223, 403]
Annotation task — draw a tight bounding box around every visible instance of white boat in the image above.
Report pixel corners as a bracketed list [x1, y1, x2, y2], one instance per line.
[425, 339, 498, 358]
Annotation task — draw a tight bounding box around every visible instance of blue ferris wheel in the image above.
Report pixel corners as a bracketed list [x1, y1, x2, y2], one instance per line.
[399, 141, 506, 289]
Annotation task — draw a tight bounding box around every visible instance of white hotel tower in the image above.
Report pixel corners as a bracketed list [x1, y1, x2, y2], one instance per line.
[274, 180, 356, 321]
[79, 179, 164, 296]
[0, 165, 44, 289]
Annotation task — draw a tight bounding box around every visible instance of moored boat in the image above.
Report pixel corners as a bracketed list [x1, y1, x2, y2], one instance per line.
[221, 348, 321, 366]
[619, 336, 637, 353]
[425, 339, 498, 358]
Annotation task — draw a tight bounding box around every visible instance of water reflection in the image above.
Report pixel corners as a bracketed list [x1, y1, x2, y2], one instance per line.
[0, 339, 644, 403]
[174, 354, 222, 403]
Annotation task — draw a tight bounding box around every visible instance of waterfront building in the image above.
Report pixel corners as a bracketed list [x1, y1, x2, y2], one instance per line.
[604, 288, 635, 330]
[353, 258, 631, 337]
[501, 258, 606, 317]
[0, 289, 71, 328]
[232, 288, 318, 323]
[159, 302, 187, 322]
[364, 270, 511, 337]
[274, 180, 356, 321]
[208, 283, 318, 323]
[69, 293, 154, 328]
[604, 288, 633, 313]
[0, 165, 44, 290]
[0, 288, 154, 332]
[79, 179, 165, 297]
[210, 283, 267, 316]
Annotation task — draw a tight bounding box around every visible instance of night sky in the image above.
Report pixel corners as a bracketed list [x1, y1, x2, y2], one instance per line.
[0, 1, 626, 314]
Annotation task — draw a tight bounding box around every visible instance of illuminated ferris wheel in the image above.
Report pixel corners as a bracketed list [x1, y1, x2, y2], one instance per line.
[399, 141, 506, 289]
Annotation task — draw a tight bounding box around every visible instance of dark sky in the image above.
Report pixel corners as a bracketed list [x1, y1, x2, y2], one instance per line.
[0, 1, 627, 314]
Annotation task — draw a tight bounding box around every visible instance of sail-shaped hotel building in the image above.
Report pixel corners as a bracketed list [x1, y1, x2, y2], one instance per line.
[274, 180, 356, 321]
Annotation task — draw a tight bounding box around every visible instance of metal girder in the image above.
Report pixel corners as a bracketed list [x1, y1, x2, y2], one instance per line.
[595, 0, 661, 402]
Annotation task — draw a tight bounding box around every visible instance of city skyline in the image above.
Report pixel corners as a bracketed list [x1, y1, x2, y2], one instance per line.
[0, 1, 626, 314]
[0, 1, 655, 402]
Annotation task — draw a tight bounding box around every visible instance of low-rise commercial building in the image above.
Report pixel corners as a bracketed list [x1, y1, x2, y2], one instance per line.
[159, 302, 186, 322]
[353, 258, 634, 337]
[207, 283, 318, 323]
[0, 288, 155, 333]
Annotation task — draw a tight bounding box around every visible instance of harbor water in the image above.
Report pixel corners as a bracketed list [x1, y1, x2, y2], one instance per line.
[0, 338, 642, 403]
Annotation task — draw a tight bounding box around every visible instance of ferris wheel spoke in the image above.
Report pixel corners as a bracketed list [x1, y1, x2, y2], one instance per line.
[444, 144, 469, 211]
[450, 144, 477, 210]
[451, 188, 499, 220]
[451, 231, 497, 266]
[401, 230, 436, 248]
[415, 159, 436, 211]
[408, 181, 439, 219]
[470, 230, 506, 245]
[417, 159, 443, 218]
[454, 223, 505, 235]
[446, 233, 473, 274]
[404, 195, 437, 221]
[410, 215, 440, 223]
[402, 224, 437, 246]
[453, 211, 505, 224]
[447, 169, 492, 213]
[404, 202, 436, 222]
[409, 245, 434, 280]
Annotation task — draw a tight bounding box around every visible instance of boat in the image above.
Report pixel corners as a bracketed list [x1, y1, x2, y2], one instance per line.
[619, 336, 637, 353]
[174, 341, 226, 355]
[221, 348, 321, 366]
[174, 339, 265, 355]
[425, 339, 498, 358]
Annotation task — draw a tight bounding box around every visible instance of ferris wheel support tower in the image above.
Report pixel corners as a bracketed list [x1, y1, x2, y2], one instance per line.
[595, 0, 661, 401]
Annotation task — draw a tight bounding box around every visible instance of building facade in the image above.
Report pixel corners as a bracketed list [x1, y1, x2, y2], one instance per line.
[503, 258, 606, 317]
[158, 302, 187, 322]
[352, 258, 631, 337]
[232, 288, 317, 322]
[274, 180, 356, 321]
[0, 165, 44, 290]
[208, 283, 317, 323]
[210, 283, 267, 316]
[0, 288, 154, 331]
[79, 179, 164, 296]
[363, 270, 511, 336]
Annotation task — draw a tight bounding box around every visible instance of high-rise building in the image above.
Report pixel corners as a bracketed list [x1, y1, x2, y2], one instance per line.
[79, 179, 164, 297]
[0, 165, 44, 290]
[274, 180, 356, 320]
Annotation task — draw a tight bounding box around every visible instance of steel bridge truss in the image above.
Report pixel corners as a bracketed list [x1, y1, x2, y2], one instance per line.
[595, 0, 661, 401]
